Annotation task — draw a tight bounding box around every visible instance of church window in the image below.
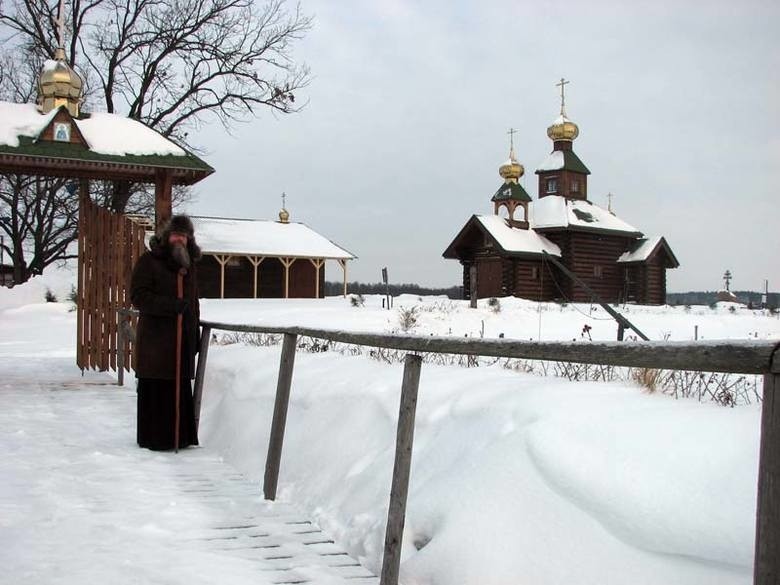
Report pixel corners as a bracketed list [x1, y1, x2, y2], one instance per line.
[227, 257, 242, 268]
[531, 266, 539, 280]
[571, 180, 579, 193]
[593, 265, 603, 279]
[546, 178, 558, 194]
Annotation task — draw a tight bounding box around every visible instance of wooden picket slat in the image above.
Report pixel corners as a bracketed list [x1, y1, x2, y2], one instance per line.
[77, 193, 149, 373]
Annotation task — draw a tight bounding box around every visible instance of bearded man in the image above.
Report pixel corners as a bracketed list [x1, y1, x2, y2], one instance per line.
[130, 215, 201, 450]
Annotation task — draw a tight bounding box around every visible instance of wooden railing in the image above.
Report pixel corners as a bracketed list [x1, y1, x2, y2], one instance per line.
[120, 311, 780, 585]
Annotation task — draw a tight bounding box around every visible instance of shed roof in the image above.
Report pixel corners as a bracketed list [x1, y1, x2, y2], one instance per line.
[531, 196, 642, 236]
[0, 102, 212, 184]
[443, 214, 561, 259]
[191, 216, 356, 260]
[617, 236, 680, 267]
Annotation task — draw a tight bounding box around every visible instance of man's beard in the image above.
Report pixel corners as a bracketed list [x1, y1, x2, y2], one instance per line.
[171, 242, 191, 269]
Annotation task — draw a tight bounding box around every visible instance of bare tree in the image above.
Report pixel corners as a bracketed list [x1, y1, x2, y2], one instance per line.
[0, 0, 311, 280]
[2, 0, 311, 145]
[0, 175, 78, 283]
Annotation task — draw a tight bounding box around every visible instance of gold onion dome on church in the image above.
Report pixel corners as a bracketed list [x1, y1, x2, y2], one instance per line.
[278, 208, 290, 223]
[498, 152, 524, 182]
[37, 48, 83, 116]
[547, 113, 579, 141]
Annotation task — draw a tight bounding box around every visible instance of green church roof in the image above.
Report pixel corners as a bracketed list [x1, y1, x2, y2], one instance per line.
[491, 181, 532, 203]
[535, 149, 590, 175]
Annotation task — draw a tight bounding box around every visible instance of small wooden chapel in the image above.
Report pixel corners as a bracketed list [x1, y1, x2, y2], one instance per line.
[443, 79, 679, 305]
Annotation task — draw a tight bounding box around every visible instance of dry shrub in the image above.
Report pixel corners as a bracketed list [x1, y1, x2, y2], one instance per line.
[632, 368, 662, 392]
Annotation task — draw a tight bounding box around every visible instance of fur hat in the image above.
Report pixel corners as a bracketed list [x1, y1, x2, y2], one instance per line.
[161, 214, 195, 238]
[152, 214, 202, 263]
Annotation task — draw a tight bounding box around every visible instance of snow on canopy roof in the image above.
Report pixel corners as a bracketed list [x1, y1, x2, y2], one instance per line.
[531, 196, 642, 236]
[477, 215, 561, 257]
[191, 216, 355, 260]
[0, 102, 185, 156]
[617, 237, 662, 263]
[77, 113, 184, 156]
[0, 103, 58, 148]
[536, 150, 565, 171]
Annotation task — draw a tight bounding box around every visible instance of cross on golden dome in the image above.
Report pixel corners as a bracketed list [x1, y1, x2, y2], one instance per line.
[556, 77, 570, 115]
[499, 128, 524, 182]
[547, 77, 579, 142]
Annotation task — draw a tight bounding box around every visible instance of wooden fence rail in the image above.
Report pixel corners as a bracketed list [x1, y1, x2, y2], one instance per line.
[121, 312, 780, 585]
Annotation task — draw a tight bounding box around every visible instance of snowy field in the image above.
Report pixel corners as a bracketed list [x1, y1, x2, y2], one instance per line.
[1, 266, 779, 584]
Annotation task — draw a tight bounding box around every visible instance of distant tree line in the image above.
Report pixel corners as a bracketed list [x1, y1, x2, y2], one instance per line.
[667, 291, 778, 308]
[322, 283, 778, 308]
[324, 281, 463, 299]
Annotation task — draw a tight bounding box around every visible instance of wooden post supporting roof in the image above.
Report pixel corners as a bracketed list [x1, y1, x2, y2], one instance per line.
[248, 256, 265, 298]
[154, 170, 173, 232]
[280, 258, 294, 299]
[309, 258, 325, 299]
[214, 254, 232, 299]
[339, 259, 348, 298]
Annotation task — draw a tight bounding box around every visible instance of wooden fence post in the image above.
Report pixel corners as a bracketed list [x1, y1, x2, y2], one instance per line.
[117, 312, 125, 386]
[193, 325, 212, 434]
[469, 265, 478, 309]
[380, 353, 423, 585]
[264, 333, 298, 501]
[755, 368, 780, 585]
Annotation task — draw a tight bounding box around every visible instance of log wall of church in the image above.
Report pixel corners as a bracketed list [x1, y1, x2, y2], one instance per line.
[511, 259, 558, 301]
[476, 257, 503, 299]
[543, 231, 635, 303]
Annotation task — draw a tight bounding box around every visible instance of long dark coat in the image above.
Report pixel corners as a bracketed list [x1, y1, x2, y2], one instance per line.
[130, 239, 201, 380]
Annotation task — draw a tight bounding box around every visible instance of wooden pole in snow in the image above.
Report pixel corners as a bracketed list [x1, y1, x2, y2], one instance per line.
[264, 333, 297, 500]
[192, 325, 211, 434]
[755, 359, 780, 585]
[380, 353, 422, 585]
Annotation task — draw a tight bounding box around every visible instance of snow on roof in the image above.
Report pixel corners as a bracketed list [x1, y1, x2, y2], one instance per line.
[477, 215, 561, 256]
[76, 113, 185, 156]
[0, 101, 185, 157]
[617, 237, 662, 263]
[191, 216, 355, 260]
[531, 196, 642, 235]
[551, 114, 573, 125]
[536, 150, 565, 171]
[0, 103, 58, 148]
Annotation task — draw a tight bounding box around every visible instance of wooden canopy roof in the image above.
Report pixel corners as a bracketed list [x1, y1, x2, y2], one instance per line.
[0, 102, 213, 185]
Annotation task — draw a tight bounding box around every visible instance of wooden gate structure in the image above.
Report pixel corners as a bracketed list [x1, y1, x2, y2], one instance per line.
[0, 102, 213, 374]
[76, 190, 147, 371]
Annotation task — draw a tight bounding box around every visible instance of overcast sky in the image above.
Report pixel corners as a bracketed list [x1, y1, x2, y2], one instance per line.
[190, 0, 779, 293]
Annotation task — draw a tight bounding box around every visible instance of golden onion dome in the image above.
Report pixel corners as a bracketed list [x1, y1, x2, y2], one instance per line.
[37, 48, 83, 117]
[278, 208, 290, 223]
[547, 113, 579, 142]
[498, 148, 524, 183]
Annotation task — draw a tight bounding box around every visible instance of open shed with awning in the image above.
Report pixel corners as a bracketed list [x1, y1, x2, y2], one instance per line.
[191, 216, 355, 299]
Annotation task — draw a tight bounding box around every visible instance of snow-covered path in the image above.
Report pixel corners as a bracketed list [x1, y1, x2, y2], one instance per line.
[0, 357, 376, 585]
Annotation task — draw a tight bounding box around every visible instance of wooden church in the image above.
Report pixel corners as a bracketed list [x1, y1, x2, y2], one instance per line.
[443, 81, 679, 305]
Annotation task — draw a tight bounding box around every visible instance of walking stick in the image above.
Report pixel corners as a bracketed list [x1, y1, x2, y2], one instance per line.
[175, 268, 186, 453]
